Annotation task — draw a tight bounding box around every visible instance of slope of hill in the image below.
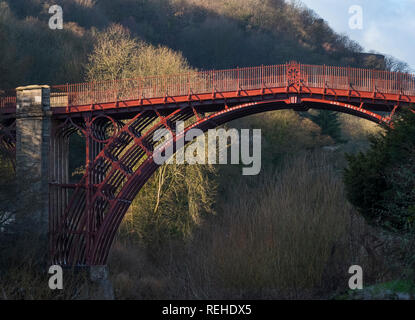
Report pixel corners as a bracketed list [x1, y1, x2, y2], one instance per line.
[1, 0, 413, 300]
[0, 0, 397, 89]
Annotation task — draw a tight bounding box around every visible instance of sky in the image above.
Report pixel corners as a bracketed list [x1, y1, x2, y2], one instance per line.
[299, 0, 415, 71]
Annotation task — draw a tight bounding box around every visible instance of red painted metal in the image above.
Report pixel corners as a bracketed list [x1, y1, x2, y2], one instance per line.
[0, 89, 16, 115]
[50, 96, 394, 267]
[0, 96, 16, 108]
[2, 62, 415, 266]
[87, 97, 395, 266]
[44, 63, 412, 117]
[1, 62, 415, 115]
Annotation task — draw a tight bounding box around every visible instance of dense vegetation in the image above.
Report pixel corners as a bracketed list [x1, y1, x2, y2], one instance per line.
[343, 111, 415, 291]
[1, 0, 414, 299]
[1, 0, 409, 89]
[344, 111, 415, 235]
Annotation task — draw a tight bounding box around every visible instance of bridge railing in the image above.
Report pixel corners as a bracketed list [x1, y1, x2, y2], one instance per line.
[0, 89, 16, 109]
[300, 64, 415, 95]
[50, 64, 289, 108]
[2, 63, 415, 111]
[0, 96, 16, 108]
[52, 63, 414, 108]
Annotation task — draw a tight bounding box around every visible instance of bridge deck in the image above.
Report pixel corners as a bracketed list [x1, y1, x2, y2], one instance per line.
[1, 62, 415, 117]
[4, 62, 415, 267]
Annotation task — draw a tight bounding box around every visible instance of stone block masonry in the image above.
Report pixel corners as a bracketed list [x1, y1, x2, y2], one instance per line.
[15, 85, 52, 235]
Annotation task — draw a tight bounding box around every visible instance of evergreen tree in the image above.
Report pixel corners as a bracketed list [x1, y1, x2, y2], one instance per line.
[344, 110, 415, 234]
[308, 110, 344, 143]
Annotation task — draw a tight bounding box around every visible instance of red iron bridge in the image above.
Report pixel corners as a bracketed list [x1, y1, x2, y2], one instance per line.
[0, 61, 414, 267]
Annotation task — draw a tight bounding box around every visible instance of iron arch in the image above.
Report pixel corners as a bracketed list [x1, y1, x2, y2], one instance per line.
[58, 98, 390, 266]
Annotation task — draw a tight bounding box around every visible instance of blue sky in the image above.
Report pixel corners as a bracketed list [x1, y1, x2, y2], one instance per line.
[299, 0, 415, 71]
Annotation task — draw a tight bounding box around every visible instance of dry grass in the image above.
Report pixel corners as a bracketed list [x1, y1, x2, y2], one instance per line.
[107, 112, 393, 299]
[0, 241, 89, 300]
[109, 151, 393, 299]
[339, 113, 384, 143]
[0, 111, 397, 300]
[207, 152, 351, 293]
[74, 0, 97, 8]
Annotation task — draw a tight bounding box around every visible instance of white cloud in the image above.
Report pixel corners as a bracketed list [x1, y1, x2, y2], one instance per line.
[300, 0, 415, 70]
[363, 22, 382, 48]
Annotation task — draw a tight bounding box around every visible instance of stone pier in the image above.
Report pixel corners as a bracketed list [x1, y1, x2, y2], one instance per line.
[15, 85, 52, 236]
[15, 85, 114, 299]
